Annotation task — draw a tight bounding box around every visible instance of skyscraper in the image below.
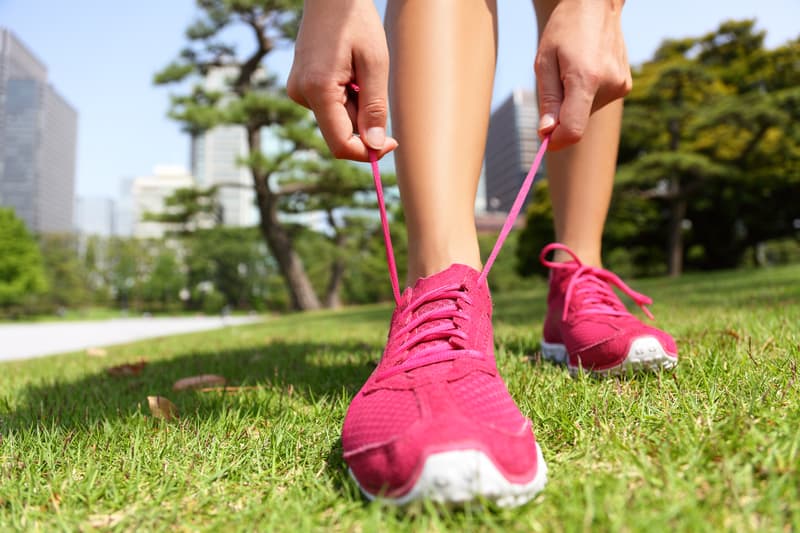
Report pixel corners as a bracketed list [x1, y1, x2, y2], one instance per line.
[484, 89, 542, 213]
[190, 67, 258, 228]
[0, 28, 77, 233]
[131, 165, 196, 239]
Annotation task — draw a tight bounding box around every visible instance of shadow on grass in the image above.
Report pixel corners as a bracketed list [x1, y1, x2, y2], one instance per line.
[0, 338, 378, 435]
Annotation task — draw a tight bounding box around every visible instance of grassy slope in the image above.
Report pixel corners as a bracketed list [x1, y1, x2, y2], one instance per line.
[1, 265, 799, 531]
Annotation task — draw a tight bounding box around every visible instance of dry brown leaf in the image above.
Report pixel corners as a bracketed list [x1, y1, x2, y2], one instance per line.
[147, 396, 179, 421]
[198, 385, 261, 394]
[172, 374, 227, 391]
[86, 347, 107, 357]
[107, 360, 147, 377]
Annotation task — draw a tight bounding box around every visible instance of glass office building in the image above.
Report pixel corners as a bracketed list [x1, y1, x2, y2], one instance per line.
[484, 89, 544, 213]
[0, 28, 77, 233]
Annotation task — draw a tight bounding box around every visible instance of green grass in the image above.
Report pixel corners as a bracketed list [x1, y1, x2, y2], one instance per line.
[1, 265, 799, 531]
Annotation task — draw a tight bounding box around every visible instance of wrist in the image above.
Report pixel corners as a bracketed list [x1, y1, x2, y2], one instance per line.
[557, 0, 625, 13]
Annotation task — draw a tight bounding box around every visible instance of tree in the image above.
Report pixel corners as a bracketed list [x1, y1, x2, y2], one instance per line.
[143, 185, 221, 234]
[0, 208, 47, 308]
[139, 248, 186, 311]
[183, 226, 273, 310]
[155, 0, 382, 310]
[38, 234, 94, 309]
[107, 237, 149, 311]
[518, 20, 800, 278]
[618, 20, 800, 275]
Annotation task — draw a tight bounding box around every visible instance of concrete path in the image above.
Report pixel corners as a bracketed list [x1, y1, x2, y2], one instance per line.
[0, 316, 263, 362]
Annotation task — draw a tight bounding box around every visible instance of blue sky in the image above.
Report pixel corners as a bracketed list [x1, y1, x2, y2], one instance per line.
[0, 0, 797, 198]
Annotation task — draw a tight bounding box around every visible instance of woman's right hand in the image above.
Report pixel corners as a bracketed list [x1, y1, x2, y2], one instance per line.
[288, 0, 398, 161]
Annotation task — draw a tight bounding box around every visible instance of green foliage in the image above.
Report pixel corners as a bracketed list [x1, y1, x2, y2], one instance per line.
[37, 234, 94, 309]
[0, 208, 47, 307]
[139, 248, 187, 312]
[106, 237, 149, 311]
[155, 0, 387, 310]
[291, 215, 408, 306]
[183, 227, 273, 311]
[518, 20, 800, 277]
[620, 20, 800, 272]
[478, 231, 542, 293]
[143, 185, 221, 233]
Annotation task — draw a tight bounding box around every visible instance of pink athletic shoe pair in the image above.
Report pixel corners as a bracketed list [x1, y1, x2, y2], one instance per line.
[341, 141, 677, 506]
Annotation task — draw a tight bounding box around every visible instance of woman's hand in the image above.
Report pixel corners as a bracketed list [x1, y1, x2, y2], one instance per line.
[535, 0, 632, 150]
[288, 0, 398, 161]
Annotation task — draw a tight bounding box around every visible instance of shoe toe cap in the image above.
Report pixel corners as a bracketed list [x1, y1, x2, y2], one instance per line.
[344, 416, 540, 498]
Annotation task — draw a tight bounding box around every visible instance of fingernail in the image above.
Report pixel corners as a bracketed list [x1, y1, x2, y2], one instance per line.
[539, 113, 555, 131]
[365, 127, 385, 149]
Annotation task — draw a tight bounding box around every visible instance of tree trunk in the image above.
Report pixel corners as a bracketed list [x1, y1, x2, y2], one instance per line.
[323, 210, 347, 309]
[667, 177, 686, 277]
[324, 258, 346, 309]
[247, 128, 321, 311]
[257, 210, 321, 310]
[666, 118, 684, 277]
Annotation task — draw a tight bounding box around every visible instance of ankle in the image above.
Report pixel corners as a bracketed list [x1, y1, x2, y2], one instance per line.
[407, 251, 482, 286]
[553, 246, 602, 268]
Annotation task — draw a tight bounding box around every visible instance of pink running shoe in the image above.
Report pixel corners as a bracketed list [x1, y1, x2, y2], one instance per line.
[539, 243, 678, 376]
[341, 140, 551, 506]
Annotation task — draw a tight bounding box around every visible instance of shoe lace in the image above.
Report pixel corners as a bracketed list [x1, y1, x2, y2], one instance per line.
[375, 282, 485, 381]
[353, 83, 550, 380]
[540, 243, 655, 322]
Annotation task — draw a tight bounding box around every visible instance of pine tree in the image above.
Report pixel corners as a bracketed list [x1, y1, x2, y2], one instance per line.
[155, 0, 384, 310]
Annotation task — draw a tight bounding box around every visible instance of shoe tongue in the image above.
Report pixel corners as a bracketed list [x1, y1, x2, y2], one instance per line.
[409, 263, 480, 297]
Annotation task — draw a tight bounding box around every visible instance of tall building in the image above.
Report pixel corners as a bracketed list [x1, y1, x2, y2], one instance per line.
[74, 196, 117, 237]
[484, 89, 542, 213]
[131, 165, 195, 239]
[114, 177, 135, 237]
[190, 68, 258, 228]
[0, 28, 77, 233]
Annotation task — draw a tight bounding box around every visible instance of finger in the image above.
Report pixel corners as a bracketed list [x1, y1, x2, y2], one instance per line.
[592, 68, 632, 113]
[303, 83, 369, 160]
[353, 48, 390, 150]
[345, 97, 358, 132]
[549, 71, 596, 150]
[308, 87, 398, 161]
[286, 66, 309, 108]
[534, 49, 563, 138]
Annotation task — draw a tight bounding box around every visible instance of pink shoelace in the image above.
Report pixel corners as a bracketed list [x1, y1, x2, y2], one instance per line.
[368, 137, 549, 381]
[366, 133, 549, 306]
[352, 82, 549, 379]
[540, 243, 655, 322]
[373, 282, 487, 382]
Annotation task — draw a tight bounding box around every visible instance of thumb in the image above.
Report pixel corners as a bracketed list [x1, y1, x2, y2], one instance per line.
[353, 51, 390, 151]
[534, 50, 563, 137]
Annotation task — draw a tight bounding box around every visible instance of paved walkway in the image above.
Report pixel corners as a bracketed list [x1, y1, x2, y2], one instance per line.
[0, 316, 263, 362]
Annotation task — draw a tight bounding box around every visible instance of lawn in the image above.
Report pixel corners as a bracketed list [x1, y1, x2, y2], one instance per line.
[1, 265, 799, 531]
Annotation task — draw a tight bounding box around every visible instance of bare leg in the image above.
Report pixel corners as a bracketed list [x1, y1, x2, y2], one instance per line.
[386, 0, 498, 285]
[534, 0, 622, 268]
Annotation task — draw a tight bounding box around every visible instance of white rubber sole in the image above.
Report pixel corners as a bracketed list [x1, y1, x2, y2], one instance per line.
[351, 443, 548, 508]
[541, 336, 678, 377]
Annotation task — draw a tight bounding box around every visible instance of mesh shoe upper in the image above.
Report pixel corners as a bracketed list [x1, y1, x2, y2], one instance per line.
[342, 264, 540, 497]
